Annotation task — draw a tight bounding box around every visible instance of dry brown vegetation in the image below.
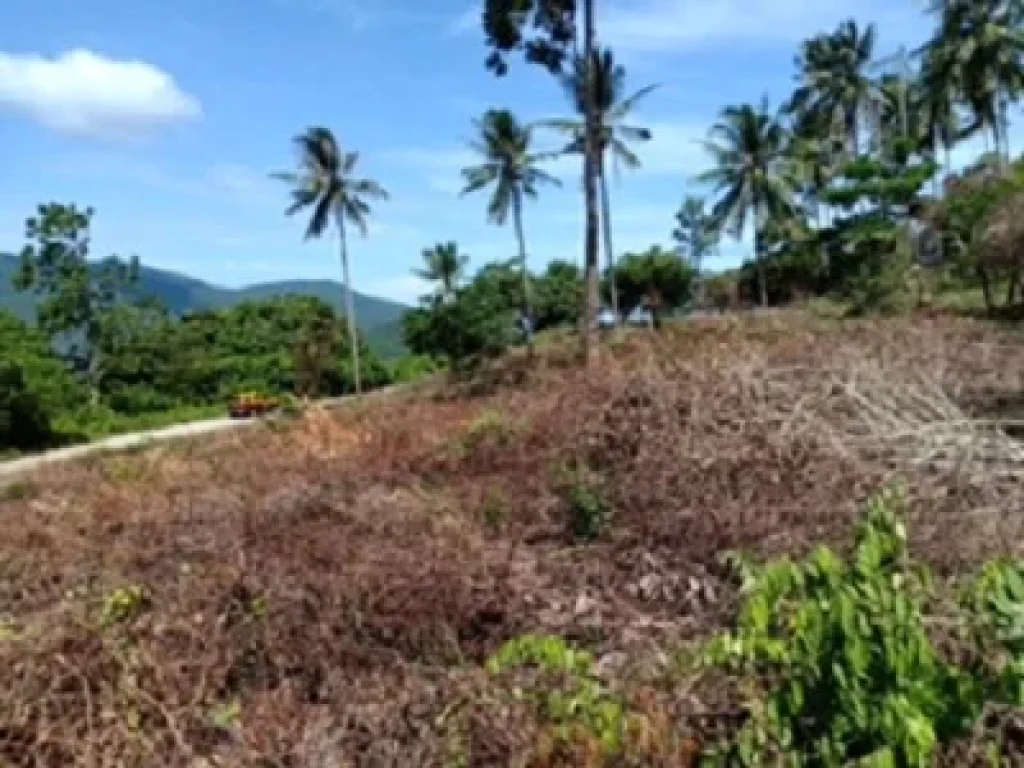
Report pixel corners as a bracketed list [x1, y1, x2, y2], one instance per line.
[3, 310, 1024, 766]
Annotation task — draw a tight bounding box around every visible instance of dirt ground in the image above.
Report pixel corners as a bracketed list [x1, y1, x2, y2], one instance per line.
[3, 310, 1024, 766]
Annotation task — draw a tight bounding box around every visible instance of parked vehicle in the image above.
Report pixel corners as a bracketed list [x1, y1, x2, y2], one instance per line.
[228, 392, 280, 418]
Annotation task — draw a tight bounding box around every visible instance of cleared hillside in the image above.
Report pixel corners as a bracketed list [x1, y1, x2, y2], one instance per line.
[2, 312, 1024, 765]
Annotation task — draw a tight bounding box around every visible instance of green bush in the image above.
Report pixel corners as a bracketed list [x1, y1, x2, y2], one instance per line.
[701, 487, 1024, 766]
[0, 360, 53, 451]
[487, 634, 630, 755]
[561, 469, 612, 543]
[402, 278, 518, 371]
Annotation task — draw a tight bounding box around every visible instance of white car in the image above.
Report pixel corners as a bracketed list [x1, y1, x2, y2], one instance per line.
[598, 309, 617, 329]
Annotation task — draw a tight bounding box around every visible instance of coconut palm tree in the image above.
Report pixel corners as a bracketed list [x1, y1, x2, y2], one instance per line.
[479, 0, 602, 365]
[415, 242, 468, 303]
[540, 47, 657, 320]
[788, 20, 880, 156]
[461, 109, 561, 350]
[698, 99, 798, 307]
[917, 45, 962, 177]
[273, 126, 387, 395]
[921, 0, 1024, 164]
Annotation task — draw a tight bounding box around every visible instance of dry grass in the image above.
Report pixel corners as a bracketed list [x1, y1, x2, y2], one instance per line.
[2, 310, 1024, 765]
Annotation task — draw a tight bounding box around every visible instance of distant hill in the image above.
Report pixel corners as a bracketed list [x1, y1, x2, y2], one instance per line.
[0, 253, 409, 357]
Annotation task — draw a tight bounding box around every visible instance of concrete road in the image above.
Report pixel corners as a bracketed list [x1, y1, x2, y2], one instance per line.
[0, 384, 407, 487]
[0, 414, 260, 484]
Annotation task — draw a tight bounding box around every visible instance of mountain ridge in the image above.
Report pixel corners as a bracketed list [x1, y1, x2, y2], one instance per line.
[0, 252, 409, 357]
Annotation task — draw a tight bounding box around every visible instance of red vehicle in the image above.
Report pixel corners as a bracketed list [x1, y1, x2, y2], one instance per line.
[229, 392, 279, 418]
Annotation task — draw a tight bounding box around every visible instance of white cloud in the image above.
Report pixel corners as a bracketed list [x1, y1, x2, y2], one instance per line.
[0, 49, 200, 140]
[598, 0, 925, 54]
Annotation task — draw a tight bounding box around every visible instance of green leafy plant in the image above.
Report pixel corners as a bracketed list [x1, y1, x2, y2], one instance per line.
[487, 634, 629, 755]
[455, 408, 518, 459]
[209, 697, 243, 730]
[101, 584, 149, 628]
[480, 488, 509, 532]
[701, 487, 1024, 766]
[561, 468, 612, 542]
[964, 559, 1024, 704]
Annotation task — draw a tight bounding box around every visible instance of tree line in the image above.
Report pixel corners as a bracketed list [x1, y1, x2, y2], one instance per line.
[274, 0, 1024, 385]
[0, 203, 399, 453]
[3, 0, 1022, 450]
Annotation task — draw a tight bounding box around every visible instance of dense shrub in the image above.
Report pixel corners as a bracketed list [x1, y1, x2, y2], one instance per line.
[403, 279, 519, 370]
[0, 310, 86, 450]
[702, 487, 1024, 766]
[928, 159, 1024, 311]
[0, 360, 53, 450]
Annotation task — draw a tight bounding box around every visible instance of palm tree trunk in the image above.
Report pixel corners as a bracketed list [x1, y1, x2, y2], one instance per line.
[754, 199, 767, 308]
[580, 0, 601, 366]
[1001, 100, 1012, 163]
[756, 238, 768, 308]
[598, 158, 619, 321]
[338, 218, 362, 395]
[979, 266, 994, 313]
[511, 189, 534, 355]
[815, 200, 829, 284]
[992, 117, 1003, 168]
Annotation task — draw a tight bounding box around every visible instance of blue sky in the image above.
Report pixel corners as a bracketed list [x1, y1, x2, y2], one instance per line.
[0, 0, 1017, 303]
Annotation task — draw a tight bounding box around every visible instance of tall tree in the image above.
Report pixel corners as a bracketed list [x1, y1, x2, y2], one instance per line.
[415, 242, 468, 303]
[480, 0, 602, 364]
[788, 20, 880, 156]
[461, 109, 560, 350]
[273, 126, 388, 394]
[13, 203, 139, 395]
[698, 100, 798, 307]
[542, 46, 657, 320]
[917, 44, 967, 175]
[672, 196, 718, 303]
[921, 0, 1024, 164]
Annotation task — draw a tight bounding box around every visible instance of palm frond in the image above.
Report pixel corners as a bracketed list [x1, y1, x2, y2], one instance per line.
[342, 197, 371, 237]
[609, 139, 642, 170]
[486, 182, 514, 225]
[610, 84, 660, 121]
[615, 124, 652, 142]
[460, 164, 500, 196]
[305, 194, 334, 240]
[350, 178, 389, 200]
[285, 186, 319, 217]
[534, 118, 584, 136]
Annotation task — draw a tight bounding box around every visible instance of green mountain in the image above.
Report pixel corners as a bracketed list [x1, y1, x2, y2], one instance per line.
[0, 253, 409, 357]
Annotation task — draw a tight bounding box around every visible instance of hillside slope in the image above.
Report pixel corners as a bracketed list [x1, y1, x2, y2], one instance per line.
[0, 314, 1021, 764]
[0, 252, 408, 355]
